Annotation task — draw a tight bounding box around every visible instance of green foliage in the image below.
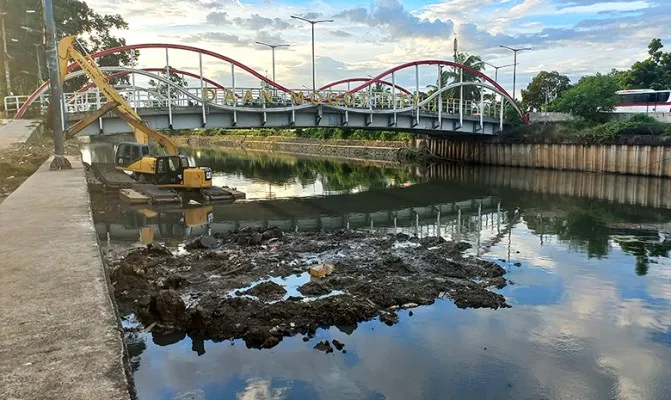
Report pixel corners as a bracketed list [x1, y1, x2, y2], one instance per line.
[148, 66, 188, 103]
[426, 52, 485, 102]
[521, 71, 572, 112]
[628, 113, 659, 124]
[555, 73, 620, 122]
[0, 0, 135, 98]
[616, 39, 671, 90]
[187, 127, 411, 141]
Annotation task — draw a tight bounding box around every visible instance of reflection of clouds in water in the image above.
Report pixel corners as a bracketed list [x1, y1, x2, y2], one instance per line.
[647, 258, 671, 302]
[133, 220, 671, 400]
[237, 378, 288, 400]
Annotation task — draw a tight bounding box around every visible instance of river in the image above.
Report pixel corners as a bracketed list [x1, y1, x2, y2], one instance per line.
[81, 136, 671, 400]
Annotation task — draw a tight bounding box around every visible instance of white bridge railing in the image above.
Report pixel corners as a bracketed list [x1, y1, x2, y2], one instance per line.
[5, 86, 504, 120]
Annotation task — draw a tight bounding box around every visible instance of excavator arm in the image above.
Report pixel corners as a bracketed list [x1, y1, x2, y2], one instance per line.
[58, 35, 179, 155]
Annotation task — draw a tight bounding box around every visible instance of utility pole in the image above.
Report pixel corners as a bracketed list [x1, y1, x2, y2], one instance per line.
[291, 15, 333, 91]
[482, 61, 516, 83]
[42, 0, 71, 170]
[1, 11, 11, 95]
[499, 45, 531, 101]
[255, 41, 289, 83]
[35, 43, 43, 81]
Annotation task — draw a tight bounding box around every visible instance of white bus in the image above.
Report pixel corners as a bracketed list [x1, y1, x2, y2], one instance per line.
[616, 89, 671, 113]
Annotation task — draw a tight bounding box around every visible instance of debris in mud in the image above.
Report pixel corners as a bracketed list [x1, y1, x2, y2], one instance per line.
[314, 340, 333, 353]
[380, 311, 399, 326]
[186, 236, 219, 250]
[298, 281, 332, 296]
[332, 339, 345, 351]
[106, 229, 511, 350]
[238, 281, 287, 301]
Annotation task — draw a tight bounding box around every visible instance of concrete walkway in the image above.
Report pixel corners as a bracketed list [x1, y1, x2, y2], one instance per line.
[0, 156, 132, 399]
[0, 119, 41, 150]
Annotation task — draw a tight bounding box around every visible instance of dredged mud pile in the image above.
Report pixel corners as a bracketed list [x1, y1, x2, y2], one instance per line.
[106, 228, 510, 349]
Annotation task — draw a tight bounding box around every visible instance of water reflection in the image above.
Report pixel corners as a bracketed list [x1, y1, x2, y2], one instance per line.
[80, 138, 671, 399]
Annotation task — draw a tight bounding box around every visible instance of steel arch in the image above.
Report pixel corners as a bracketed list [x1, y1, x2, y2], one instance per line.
[15, 42, 294, 118]
[76, 67, 226, 93]
[340, 60, 528, 124]
[22, 67, 221, 112]
[318, 78, 412, 95]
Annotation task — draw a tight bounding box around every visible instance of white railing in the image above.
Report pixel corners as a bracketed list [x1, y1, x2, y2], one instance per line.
[5, 85, 504, 120]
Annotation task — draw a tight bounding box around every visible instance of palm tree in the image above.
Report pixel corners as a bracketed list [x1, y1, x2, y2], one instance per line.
[426, 52, 486, 104]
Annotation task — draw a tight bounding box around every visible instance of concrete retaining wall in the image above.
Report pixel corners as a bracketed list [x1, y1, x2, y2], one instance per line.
[423, 138, 671, 177]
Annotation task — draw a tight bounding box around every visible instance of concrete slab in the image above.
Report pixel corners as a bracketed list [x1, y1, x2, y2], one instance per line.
[0, 156, 132, 400]
[0, 119, 41, 150]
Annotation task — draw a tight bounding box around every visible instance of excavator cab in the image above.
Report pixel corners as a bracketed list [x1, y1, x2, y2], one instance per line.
[115, 142, 150, 167]
[114, 142, 213, 188]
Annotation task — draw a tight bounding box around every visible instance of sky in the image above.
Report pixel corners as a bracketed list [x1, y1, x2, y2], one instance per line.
[83, 0, 671, 98]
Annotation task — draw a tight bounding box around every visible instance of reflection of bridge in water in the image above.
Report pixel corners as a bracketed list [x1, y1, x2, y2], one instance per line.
[93, 163, 671, 246]
[93, 180, 505, 243]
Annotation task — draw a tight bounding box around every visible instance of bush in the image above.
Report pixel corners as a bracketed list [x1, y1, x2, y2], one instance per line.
[628, 113, 658, 124]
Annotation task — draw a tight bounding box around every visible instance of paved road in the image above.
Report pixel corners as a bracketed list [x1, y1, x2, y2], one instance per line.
[0, 156, 132, 399]
[0, 119, 41, 150]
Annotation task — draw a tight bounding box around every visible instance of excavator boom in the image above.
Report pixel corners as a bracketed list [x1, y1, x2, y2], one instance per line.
[58, 35, 179, 155]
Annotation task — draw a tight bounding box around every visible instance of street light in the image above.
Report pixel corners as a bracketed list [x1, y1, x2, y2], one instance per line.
[254, 41, 289, 83]
[290, 15, 334, 91]
[482, 61, 516, 83]
[499, 45, 531, 100]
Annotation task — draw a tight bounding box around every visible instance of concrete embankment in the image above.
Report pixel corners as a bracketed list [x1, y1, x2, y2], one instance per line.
[184, 135, 410, 162]
[0, 119, 42, 150]
[420, 136, 671, 177]
[0, 156, 132, 399]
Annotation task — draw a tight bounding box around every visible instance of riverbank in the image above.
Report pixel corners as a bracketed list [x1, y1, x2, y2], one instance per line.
[0, 156, 132, 399]
[177, 135, 417, 163]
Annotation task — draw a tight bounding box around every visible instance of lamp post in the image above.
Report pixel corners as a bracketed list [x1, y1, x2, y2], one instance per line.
[499, 45, 531, 100]
[482, 61, 516, 83]
[42, 0, 71, 170]
[254, 41, 289, 83]
[290, 15, 333, 91]
[1, 11, 11, 94]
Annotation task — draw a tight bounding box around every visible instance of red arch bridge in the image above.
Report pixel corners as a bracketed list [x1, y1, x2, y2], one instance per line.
[5, 43, 528, 136]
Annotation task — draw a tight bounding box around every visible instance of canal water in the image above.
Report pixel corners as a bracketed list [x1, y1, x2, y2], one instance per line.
[81, 137, 671, 400]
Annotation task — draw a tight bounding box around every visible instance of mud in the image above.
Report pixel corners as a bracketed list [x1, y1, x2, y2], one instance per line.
[107, 228, 510, 350]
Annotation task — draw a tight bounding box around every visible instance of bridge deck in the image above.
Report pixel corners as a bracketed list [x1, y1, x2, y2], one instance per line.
[0, 157, 131, 399]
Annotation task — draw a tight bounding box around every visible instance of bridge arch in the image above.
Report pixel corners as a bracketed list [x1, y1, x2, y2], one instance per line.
[15, 42, 293, 118]
[339, 60, 528, 124]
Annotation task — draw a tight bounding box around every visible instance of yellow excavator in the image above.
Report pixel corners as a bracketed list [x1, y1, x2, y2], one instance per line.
[59, 35, 214, 190]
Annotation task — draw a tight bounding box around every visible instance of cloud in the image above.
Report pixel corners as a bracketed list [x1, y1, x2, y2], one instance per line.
[330, 30, 353, 38]
[234, 14, 290, 30]
[205, 11, 229, 25]
[185, 32, 250, 46]
[334, 0, 454, 39]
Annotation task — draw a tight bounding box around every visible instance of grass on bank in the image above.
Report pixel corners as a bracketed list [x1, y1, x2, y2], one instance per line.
[188, 127, 413, 142]
[0, 133, 80, 203]
[502, 113, 671, 144]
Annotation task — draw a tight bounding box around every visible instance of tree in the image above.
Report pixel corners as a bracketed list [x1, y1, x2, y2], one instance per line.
[554, 73, 620, 122]
[621, 38, 671, 90]
[147, 67, 188, 106]
[0, 0, 136, 99]
[521, 71, 571, 112]
[426, 52, 485, 102]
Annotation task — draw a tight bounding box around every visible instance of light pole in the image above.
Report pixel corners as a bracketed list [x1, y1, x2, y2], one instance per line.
[1, 12, 11, 94]
[254, 41, 289, 83]
[482, 61, 516, 83]
[290, 15, 333, 91]
[42, 0, 71, 170]
[499, 45, 531, 100]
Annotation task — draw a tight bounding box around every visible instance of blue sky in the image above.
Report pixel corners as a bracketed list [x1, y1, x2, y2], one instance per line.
[85, 0, 670, 97]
